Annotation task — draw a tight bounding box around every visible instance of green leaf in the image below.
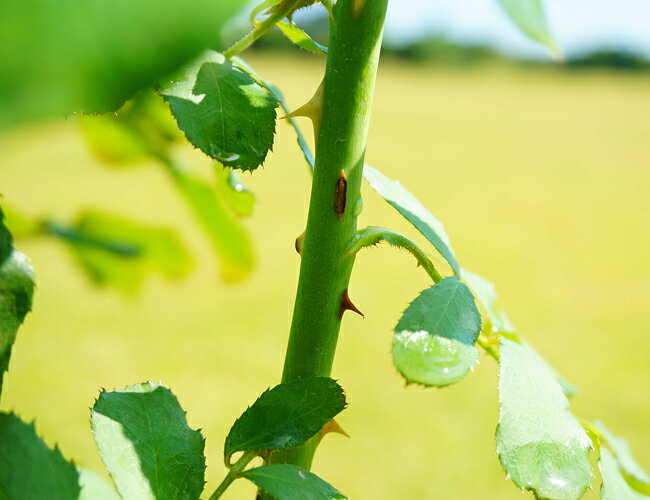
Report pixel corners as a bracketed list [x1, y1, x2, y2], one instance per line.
[78, 468, 121, 500]
[161, 51, 279, 171]
[47, 213, 191, 293]
[167, 163, 254, 282]
[224, 377, 346, 462]
[277, 22, 328, 54]
[0, 413, 80, 499]
[0, 208, 36, 398]
[0, 207, 12, 261]
[595, 421, 650, 492]
[496, 0, 560, 55]
[497, 338, 592, 500]
[242, 464, 346, 500]
[599, 448, 649, 500]
[392, 277, 482, 387]
[91, 382, 205, 500]
[0, 0, 246, 129]
[521, 340, 578, 398]
[363, 164, 460, 275]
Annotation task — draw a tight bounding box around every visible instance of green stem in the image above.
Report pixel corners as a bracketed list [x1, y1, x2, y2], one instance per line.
[272, 0, 388, 470]
[224, 0, 303, 58]
[208, 450, 258, 500]
[347, 226, 443, 283]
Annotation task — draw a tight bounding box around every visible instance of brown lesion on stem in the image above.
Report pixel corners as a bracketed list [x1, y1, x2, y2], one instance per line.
[352, 0, 366, 18]
[339, 288, 364, 320]
[334, 170, 347, 220]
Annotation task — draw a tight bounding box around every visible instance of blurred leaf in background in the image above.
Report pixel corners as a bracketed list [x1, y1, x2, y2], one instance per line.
[0, 0, 246, 129]
[44, 213, 191, 294]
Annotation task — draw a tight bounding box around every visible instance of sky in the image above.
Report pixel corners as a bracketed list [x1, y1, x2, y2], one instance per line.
[382, 0, 650, 59]
[294, 0, 650, 59]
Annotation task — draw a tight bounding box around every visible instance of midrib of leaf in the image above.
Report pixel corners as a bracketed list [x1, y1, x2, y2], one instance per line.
[206, 64, 227, 152]
[430, 279, 461, 336]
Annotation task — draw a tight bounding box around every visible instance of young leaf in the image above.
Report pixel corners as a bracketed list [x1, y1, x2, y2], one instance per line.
[363, 164, 460, 275]
[167, 163, 254, 282]
[0, 208, 36, 397]
[47, 213, 191, 293]
[392, 277, 481, 387]
[497, 338, 591, 500]
[595, 421, 650, 492]
[91, 382, 205, 500]
[277, 22, 328, 54]
[0, 413, 80, 499]
[599, 448, 649, 500]
[242, 464, 346, 500]
[519, 340, 578, 399]
[0, 0, 246, 128]
[496, 0, 559, 55]
[78, 468, 121, 500]
[224, 377, 346, 461]
[161, 51, 279, 171]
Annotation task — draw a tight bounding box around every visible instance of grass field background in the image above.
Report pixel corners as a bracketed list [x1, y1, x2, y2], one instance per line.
[1, 53, 649, 498]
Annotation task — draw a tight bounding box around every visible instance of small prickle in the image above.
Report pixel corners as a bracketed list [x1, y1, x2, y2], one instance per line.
[339, 289, 364, 319]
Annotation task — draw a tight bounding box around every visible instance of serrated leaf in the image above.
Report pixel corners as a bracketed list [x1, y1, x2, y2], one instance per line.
[595, 421, 650, 492]
[242, 464, 346, 500]
[392, 277, 481, 387]
[0, 208, 36, 398]
[168, 164, 254, 282]
[0, 0, 246, 129]
[496, 0, 559, 54]
[78, 468, 121, 500]
[48, 213, 191, 293]
[91, 382, 205, 500]
[521, 340, 578, 398]
[497, 338, 591, 500]
[277, 22, 328, 54]
[224, 377, 346, 461]
[363, 164, 459, 275]
[161, 51, 279, 171]
[0, 413, 80, 499]
[599, 448, 649, 500]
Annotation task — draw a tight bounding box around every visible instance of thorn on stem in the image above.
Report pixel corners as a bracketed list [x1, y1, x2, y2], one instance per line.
[318, 418, 350, 444]
[339, 289, 364, 320]
[281, 79, 324, 142]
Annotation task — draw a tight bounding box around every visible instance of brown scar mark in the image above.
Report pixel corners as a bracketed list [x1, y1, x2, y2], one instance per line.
[334, 170, 347, 220]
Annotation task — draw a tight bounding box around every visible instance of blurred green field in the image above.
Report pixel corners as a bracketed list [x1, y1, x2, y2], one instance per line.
[1, 54, 649, 499]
